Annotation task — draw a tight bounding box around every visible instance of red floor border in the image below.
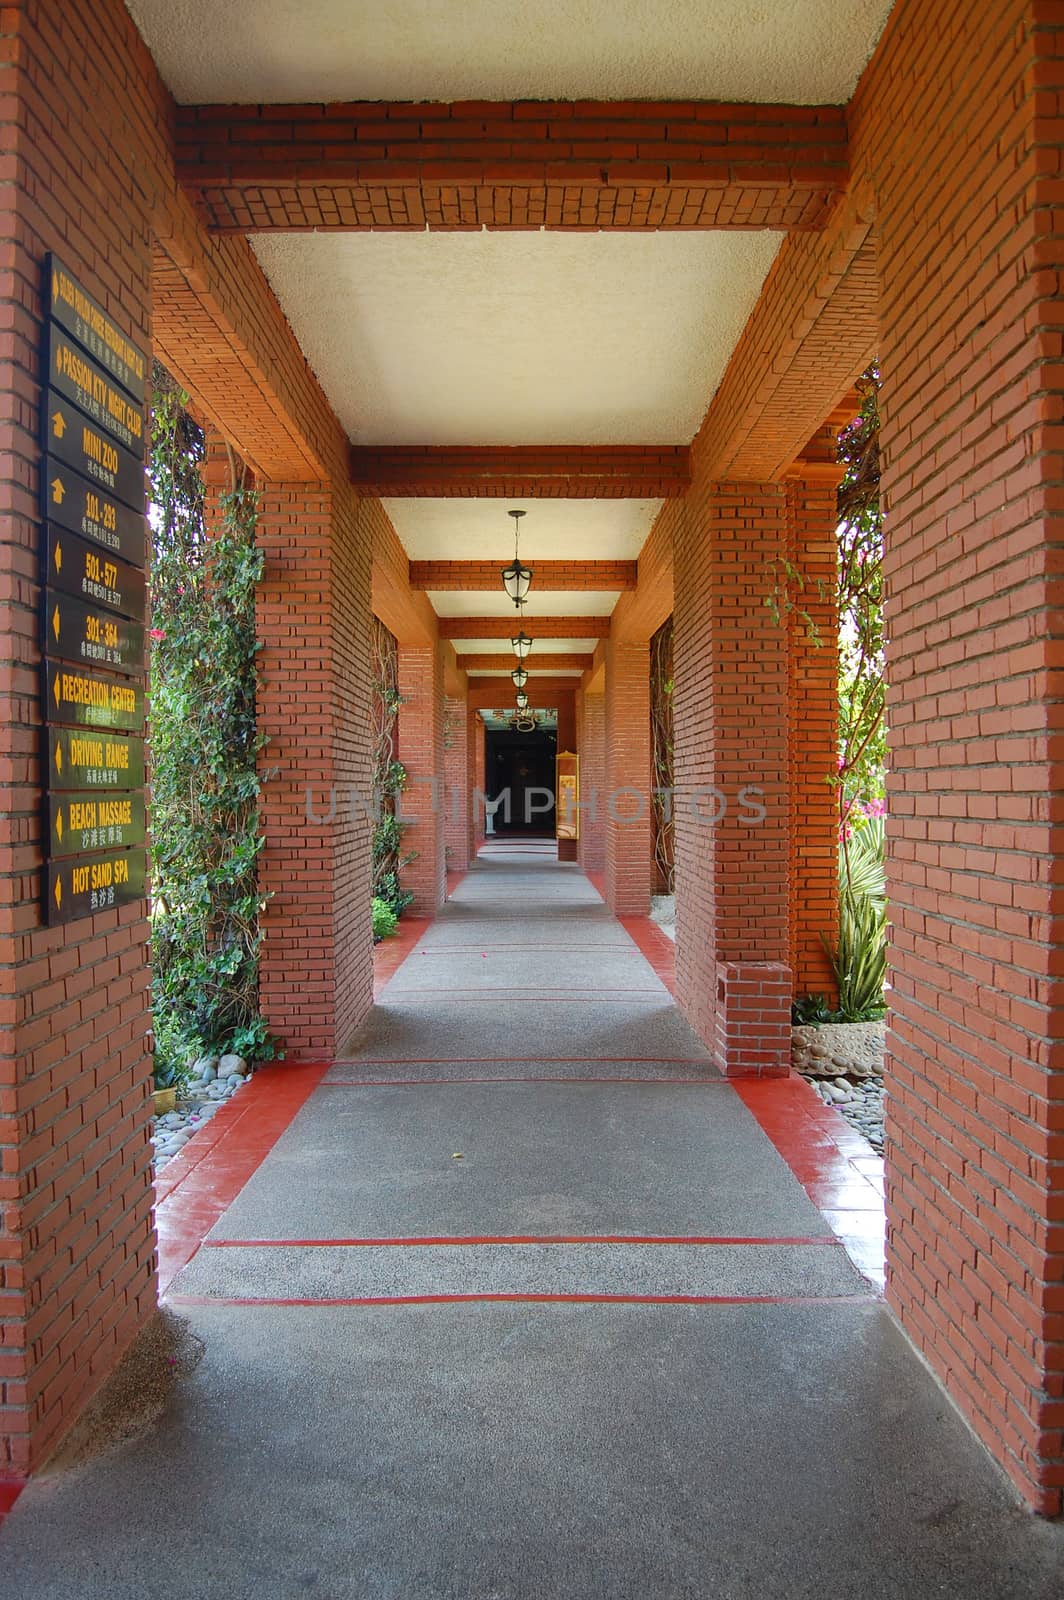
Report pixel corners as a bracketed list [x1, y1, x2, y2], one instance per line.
[0, 1476, 25, 1530]
[155, 1060, 330, 1294]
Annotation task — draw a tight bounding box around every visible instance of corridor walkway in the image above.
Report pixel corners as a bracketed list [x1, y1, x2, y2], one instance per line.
[3, 850, 1062, 1596]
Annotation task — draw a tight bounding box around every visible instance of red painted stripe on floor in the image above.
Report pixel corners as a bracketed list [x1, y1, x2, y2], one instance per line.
[155, 1061, 330, 1295]
[330, 1056, 715, 1066]
[203, 1232, 843, 1249]
[325, 1076, 728, 1086]
[0, 1476, 26, 1528]
[167, 1291, 879, 1309]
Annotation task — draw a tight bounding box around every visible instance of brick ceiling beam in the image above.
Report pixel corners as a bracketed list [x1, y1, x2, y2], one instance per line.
[468, 681, 578, 710]
[438, 616, 611, 639]
[410, 560, 637, 591]
[176, 100, 849, 233]
[351, 445, 690, 498]
[456, 653, 594, 671]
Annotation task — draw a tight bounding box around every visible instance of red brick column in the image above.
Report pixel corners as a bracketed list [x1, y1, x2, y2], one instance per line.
[256, 481, 374, 1059]
[443, 695, 470, 874]
[786, 470, 840, 1003]
[0, 2, 159, 1475]
[604, 639, 652, 913]
[851, 0, 1064, 1514]
[555, 691, 578, 862]
[673, 483, 791, 1075]
[576, 689, 606, 873]
[468, 707, 484, 858]
[397, 645, 445, 914]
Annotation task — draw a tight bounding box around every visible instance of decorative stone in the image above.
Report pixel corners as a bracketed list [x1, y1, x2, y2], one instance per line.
[193, 1055, 219, 1082]
[219, 1053, 248, 1077]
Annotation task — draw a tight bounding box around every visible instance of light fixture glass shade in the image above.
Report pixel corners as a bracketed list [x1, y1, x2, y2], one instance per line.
[515, 690, 529, 710]
[511, 665, 529, 689]
[501, 557, 533, 607]
[511, 631, 533, 660]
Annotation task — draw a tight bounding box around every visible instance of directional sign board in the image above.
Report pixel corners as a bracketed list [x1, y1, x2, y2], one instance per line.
[46, 848, 147, 925]
[45, 659, 145, 733]
[44, 391, 145, 511]
[48, 726, 145, 791]
[40, 259, 149, 926]
[43, 460, 146, 567]
[46, 323, 145, 457]
[48, 790, 147, 858]
[47, 255, 147, 403]
[46, 587, 144, 677]
[47, 527, 145, 621]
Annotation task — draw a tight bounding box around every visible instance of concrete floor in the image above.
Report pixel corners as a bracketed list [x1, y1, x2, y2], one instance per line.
[3, 846, 1062, 1596]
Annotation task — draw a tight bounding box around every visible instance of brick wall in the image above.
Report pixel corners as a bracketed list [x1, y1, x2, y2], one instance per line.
[576, 690, 606, 873]
[848, 0, 1064, 1514]
[786, 470, 840, 1002]
[672, 483, 792, 1075]
[444, 696, 470, 874]
[604, 640, 651, 914]
[397, 646, 445, 914]
[0, 0, 160, 1474]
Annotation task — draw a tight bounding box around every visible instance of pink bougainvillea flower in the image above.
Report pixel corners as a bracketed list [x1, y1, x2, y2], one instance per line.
[149, 627, 165, 642]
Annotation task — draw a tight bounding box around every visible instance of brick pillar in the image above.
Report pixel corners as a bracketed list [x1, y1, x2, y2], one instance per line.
[556, 691, 577, 862]
[604, 639, 652, 913]
[854, 0, 1064, 1515]
[257, 481, 373, 1059]
[673, 483, 791, 1076]
[397, 644, 445, 914]
[0, 2, 158, 1474]
[576, 689, 606, 873]
[443, 695, 469, 875]
[786, 468, 840, 1003]
[468, 707, 484, 858]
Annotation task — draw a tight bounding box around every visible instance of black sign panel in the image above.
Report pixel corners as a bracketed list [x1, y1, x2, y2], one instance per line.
[48, 727, 145, 791]
[47, 527, 145, 622]
[46, 587, 144, 678]
[47, 323, 145, 456]
[45, 392, 144, 512]
[45, 659, 145, 733]
[46, 255, 147, 403]
[46, 848, 147, 926]
[48, 789, 147, 858]
[43, 462, 145, 568]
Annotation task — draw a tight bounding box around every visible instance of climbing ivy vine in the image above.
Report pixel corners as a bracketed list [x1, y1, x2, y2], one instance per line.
[149, 365, 278, 1083]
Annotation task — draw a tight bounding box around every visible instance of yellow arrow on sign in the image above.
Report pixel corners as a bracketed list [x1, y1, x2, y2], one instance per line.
[56, 811, 63, 843]
[53, 541, 62, 574]
[51, 477, 65, 505]
[55, 345, 62, 375]
[54, 876, 62, 909]
[53, 674, 60, 709]
[55, 742, 62, 776]
[52, 605, 60, 641]
[52, 409, 66, 440]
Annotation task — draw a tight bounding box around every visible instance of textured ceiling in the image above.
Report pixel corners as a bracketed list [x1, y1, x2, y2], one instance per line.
[428, 592, 619, 620]
[451, 638, 601, 655]
[126, 0, 892, 104]
[385, 500, 662, 562]
[252, 231, 781, 449]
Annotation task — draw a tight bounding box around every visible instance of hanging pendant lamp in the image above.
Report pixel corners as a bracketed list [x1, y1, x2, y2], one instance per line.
[501, 509, 533, 608]
[511, 664, 529, 690]
[511, 630, 533, 661]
